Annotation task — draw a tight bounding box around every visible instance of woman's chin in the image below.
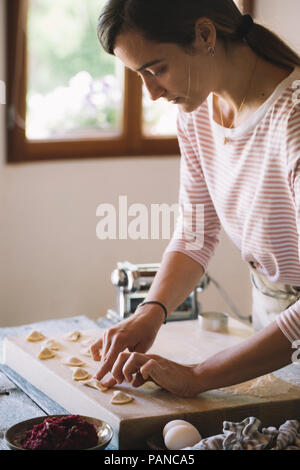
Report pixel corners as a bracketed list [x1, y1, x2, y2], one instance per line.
[179, 101, 197, 113]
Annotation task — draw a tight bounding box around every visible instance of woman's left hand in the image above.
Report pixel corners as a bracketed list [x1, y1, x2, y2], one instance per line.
[96, 352, 201, 397]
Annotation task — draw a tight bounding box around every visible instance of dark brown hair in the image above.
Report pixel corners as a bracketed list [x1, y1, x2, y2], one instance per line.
[97, 0, 300, 70]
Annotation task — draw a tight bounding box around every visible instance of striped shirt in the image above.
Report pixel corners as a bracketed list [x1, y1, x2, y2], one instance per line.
[165, 66, 300, 343]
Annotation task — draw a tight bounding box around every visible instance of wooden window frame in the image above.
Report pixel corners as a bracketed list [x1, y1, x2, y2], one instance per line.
[6, 0, 253, 163]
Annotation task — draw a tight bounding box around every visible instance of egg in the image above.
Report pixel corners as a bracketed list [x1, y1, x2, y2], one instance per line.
[163, 419, 196, 437]
[164, 424, 202, 450]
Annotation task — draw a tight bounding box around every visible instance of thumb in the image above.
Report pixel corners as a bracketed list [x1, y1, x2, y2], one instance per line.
[140, 359, 162, 383]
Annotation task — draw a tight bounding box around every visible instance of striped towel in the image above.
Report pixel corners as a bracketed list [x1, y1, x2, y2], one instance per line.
[182, 417, 300, 450]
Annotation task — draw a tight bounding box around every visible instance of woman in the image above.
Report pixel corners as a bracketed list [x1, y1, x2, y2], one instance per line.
[91, 0, 300, 397]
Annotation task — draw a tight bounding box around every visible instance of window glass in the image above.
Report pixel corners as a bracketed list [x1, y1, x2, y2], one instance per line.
[26, 0, 123, 140]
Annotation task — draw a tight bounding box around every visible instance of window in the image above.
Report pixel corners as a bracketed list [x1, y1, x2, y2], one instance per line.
[6, 0, 252, 162]
[26, 0, 125, 141]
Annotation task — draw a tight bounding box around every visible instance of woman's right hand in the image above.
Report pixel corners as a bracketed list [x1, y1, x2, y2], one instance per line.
[91, 305, 165, 385]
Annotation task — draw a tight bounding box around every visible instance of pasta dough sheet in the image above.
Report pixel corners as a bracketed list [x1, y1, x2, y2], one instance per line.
[220, 373, 300, 398]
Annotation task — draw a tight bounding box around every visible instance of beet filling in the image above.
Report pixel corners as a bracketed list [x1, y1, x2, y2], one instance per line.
[21, 415, 99, 450]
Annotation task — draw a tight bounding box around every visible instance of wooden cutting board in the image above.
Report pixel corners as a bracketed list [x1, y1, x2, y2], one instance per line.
[3, 318, 300, 450]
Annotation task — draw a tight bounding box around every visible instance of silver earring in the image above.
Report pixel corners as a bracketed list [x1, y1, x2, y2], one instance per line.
[208, 44, 215, 57]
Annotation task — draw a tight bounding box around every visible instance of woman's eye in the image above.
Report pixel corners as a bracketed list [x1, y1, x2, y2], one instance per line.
[147, 67, 167, 77]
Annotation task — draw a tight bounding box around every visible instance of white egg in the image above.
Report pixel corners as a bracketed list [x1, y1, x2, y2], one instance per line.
[163, 419, 196, 438]
[164, 424, 202, 450]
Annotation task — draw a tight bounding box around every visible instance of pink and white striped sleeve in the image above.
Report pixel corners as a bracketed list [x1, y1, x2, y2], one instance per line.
[163, 110, 221, 272]
[277, 104, 300, 343]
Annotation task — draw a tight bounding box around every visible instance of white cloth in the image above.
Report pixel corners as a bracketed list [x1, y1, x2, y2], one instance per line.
[182, 417, 300, 450]
[250, 262, 300, 384]
[249, 262, 300, 331]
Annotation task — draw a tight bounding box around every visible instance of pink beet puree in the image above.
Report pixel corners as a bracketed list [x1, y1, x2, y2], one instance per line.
[22, 415, 99, 450]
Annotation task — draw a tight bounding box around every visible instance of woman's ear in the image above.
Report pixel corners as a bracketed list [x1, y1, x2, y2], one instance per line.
[194, 17, 216, 55]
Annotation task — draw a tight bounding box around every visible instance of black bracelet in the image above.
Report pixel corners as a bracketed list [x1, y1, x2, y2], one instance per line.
[138, 301, 168, 324]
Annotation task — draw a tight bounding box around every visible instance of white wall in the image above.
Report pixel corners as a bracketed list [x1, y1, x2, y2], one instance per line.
[3, 0, 299, 327]
[254, 0, 300, 52]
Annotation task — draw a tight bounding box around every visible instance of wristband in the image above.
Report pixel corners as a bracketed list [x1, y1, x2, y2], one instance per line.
[138, 301, 168, 324]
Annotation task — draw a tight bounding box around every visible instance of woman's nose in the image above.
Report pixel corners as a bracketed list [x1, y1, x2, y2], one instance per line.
[143, 76, 165, 101]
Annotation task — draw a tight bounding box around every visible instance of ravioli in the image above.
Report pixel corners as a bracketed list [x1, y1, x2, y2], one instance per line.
[63, 356, 85, 367]
[27, 330, 46, 342]
[72, 367, 90, 381]
[65, 331, 81, 342]
[43, 339, 61, 351]
[110, 390, 134, 405]
[80, 379, 108, 392]
[38, 347, 55, 360]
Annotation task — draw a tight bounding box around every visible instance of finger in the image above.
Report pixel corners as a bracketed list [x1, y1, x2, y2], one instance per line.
[122, 352, 149, 383]
[111, 351, 146, 384]
[131, 371, 147, 388]
[94, 335, 126, 381]
[140, 359, 162, 383]
[100, 376, 117, 389]
[100, 330, 112, 362]
[111, 352, 131, 384]
[90, 337, 103, 361]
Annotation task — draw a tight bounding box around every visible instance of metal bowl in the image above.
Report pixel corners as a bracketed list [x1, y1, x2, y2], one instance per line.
[4, 414, 114, 451]
[198, 312, 229, 332]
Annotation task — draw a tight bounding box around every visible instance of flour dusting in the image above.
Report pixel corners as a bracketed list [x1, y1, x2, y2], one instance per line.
[220, 373, 300, 398]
